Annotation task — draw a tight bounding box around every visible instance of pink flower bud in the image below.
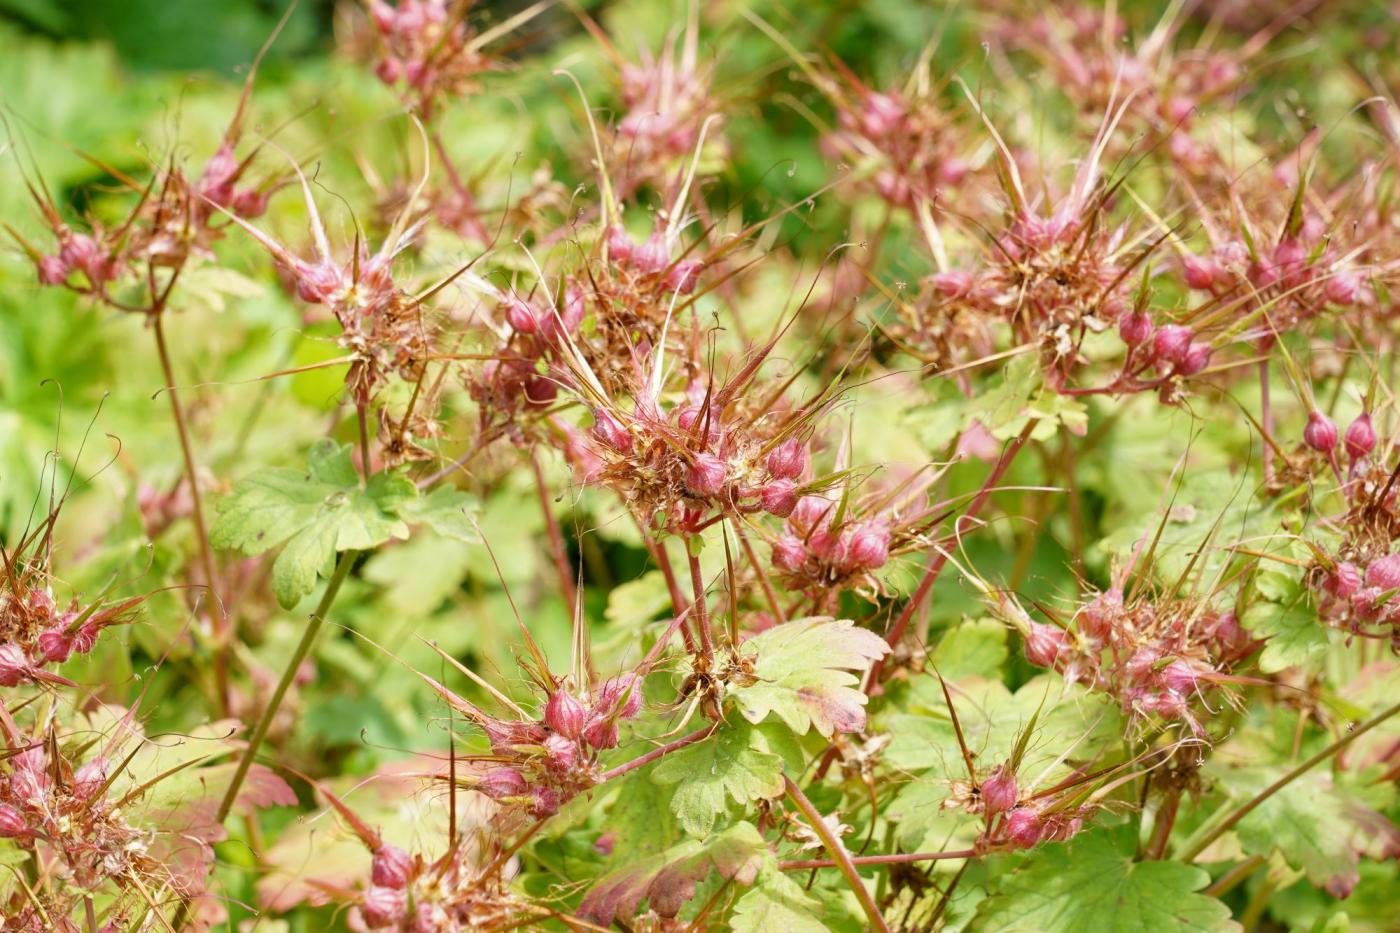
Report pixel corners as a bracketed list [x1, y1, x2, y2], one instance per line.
[1023, 622, 1066, 668]
[231, 187, 271, 218]
[1152, 325, 1194, 365]
[593, 831, 616, 856]
[532, 786, 561, 818]
[544, 732, 578, 770]
[930, 269, 974, 299]
[369, 0, 397, 32]
[582, 716, 620, 750]
[1325, 270, 1364, 305]
[1344, 413, 1377, 461]
[846, 521, 891, 570]
[37, 255, 69, 286]
[1161, 660, 1205, 695]
[1365, 553, 1400, 591]
[760, 479, 799, 518]
[788, 496, 833, 534]
[766, 438, 808, 480]
[1323, 561, 1361, 600]
[1304, 410, 1338, 453]
[685, 453, 728, 497]
[665, 259, 703, 294]
[38, 629, 74, 664]
[0, 805, 26, 838]
[1117, 310, 1153, 347]
[597, 673, 643, 719]
[1182, 254, 1220, 290]
[0, 645, 29, 687]
[1175, 342, 1212, 376]
[860, 91, 905, 137]
[606, 225, 634, 264]
[772, 534, 807, 571]
[525, 376, 557, 407]
[1005, 807, 1043, 849]
[371, 844, 413, 889]
[505, 297, 539, 334]
[477, 767, 527, 800]
[293, 260, 342, 304]
[980, 765, 1018, 814]
[72, 759, 106, 801]
[374, 56, 403, 85]
[633, 232, 670, 275]
[591, 409, 631, 452]
[59, 234, 99, 271]
[72, 623, 99, 654]
[361, 885, 408, 928]
[545, 689, 587, 739]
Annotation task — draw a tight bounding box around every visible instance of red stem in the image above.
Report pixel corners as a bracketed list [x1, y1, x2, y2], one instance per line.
[530, 451, 578, 618]
[780, 848, 978, 871]
[598, 726, 716, 782]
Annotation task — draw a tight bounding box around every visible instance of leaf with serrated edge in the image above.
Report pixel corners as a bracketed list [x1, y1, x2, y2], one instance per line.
[731, 865, 830, 933]
[651, 722, 795, 837]
[396, 484, 480, 543]
[729, 617, 889, 738]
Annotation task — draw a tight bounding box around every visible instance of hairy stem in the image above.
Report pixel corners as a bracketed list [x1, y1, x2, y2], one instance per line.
[688, 549, 714, 661]
[152, 313, 229, 713]
[597, 725, 717, 783]
[215, 549, 357, 823]
[1178, 699, 1400, 862]
[784, 776, 890, 933]
[780, 848, 978, 870]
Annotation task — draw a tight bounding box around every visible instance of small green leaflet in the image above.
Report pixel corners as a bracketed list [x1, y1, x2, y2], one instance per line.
[729, 617, 889, 738]
[731, 865, 829, 933]
[578, 821, 770, 926]
[651, 721, 802, 837]
[1241, 569, 1331, 673]
[210, 440, 477, 608]
[973, 825, 1240, 932]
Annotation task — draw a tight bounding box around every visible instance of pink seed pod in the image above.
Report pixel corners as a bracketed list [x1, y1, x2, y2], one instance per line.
[1161, 660, 1205, 695]
[543, 732, 578, 771]
[766, 438, 808, 480]
[582, 716, 620, 750]
[846, 521, 891, 571]
[1117, 310, 1153, 347]
[72, 622, 99, 654]
[597, 673, 643, 719]
[231, 187, 271, 219]
[477, 767, 527, 800]
[1365, 553, 1400, 591]
[1152, 325, 1194, 365]
[1023, 622, 1066, 668]
[1304, 410, 1338, 453]
[1213, 240, 1249, 270]
[605, 225, 634, 264]
[665, 259, 703, 294]
[545, 689, 587, 739]
[37, 629, 74, 664]
[59, 233, 99, 271]
[1004, 807, 1043, 849]
[374, 55, 403, 85]
[685, 453, 728, 497]
[860, 91, 905, 137]
[292, 260, 342, 304]
[1324, 561, 1361, 600]
[0, 805, 27, 838]
[0, 645, 30, 687]
[980, 766, 1018, 814]
[593, 831, 616, 856]
[1175, 342, 1212, 376]
[360, 885, 408, 929]
[760, 479, 799, 518]
[524, 376, 557, 407]
[1325, 270, 1364, 305]
[1076, 587, 1122, 641]
[532, 787, 561, 818]
[371, 844, 413, 889]
[930, 269, 974, 299]
[505, 297, 539, 334]
[37, 254, 69, 286]
[809, 528, 840, 561]
[633, 232, 670, 275]
[1344, 413, 1377, 461]
[369, 0, 397, 32]
[72, 758, 107, 801]
[772, 535, 807, 572]
[1181, 254, 1220, 290]
[788, 496, 833, 533]
[591, 409, 632, 452]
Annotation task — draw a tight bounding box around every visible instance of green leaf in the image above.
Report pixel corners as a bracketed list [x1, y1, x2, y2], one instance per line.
[605, 571, 673, 629]
[1240, 598, 1329, 674]
[395, 484, 480, 543]
[973, 825, 1240, 932]
[579, 822, 771, 926]
[931, 618, 1009, 681]
[651, 722, 793, 837]
[729, 617, 890, 738]
[210, 440, 413, 607]
[731, 865, 829, 932]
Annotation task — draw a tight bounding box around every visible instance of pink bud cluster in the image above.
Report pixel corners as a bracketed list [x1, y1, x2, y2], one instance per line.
[614, 53, 718, 181]
[0, 584, 116, 689]
[469, 284, 586, 421]
[33, 231, 123, 289]
[195, 143, 270, 219]
[605, 225, 703, 295]
[1315, 553, 1400, 646]
[367, 1, 489, 117]
[770, 493, 894, 591]
[822, 88, 968, 209]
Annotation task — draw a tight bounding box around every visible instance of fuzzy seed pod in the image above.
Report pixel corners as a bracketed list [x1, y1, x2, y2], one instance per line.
[685, 453, 728, 497]
[606, 225, 634, 264]
[59, 234, 99, 271]
[980, 766, 1018, 814]
[1175, 342, 1212, 376]
[1344, 413, 1377, 461]
[532, 786, 560, 818]
[665, 259, 703, 294]
[1324, 562, 1361, 600]
[371, 844, 413, 889]
[1365, 553, 1400, 591]
[1161, 660, 1205, 695]
[72, 759, 107, 801]
[505, 297, 539, 334]
[1152, 325, 1194, 365]
[788, 496, 833, 533]
[37, 255, 69, 286]
[582, 716, 620, 750]
[766, 438, 808, 480]
[1181, 254, 1220, 291]
[760, 479, 799, 518]
[1023, 622, 1066, 668]
[544, 732, 578, 770]
[633, 232, 670, 275]
[231, 187, 270, 218]
[1117, 310, 1153, 347]
[0, 805, 26, 838]
[72, 623, 99, 654]
[1325, 270, 1364, 305]
[846, 521, 891, 570]
[930, 269, 974, 298]
[360, 885, 408, 928]
[1004, 807, 1043, 849]
[772, 535, 807, 572]
[37, 629, 74, 664]
[292, 260, 341, 304]
[374, 56, 403, 85]
[477, 767, 527, 800]
[544, 689, 587, 739]
[597, 673, 643, 719]
[0, 645, 29, 687]
[1304, 410, 1338, 453]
